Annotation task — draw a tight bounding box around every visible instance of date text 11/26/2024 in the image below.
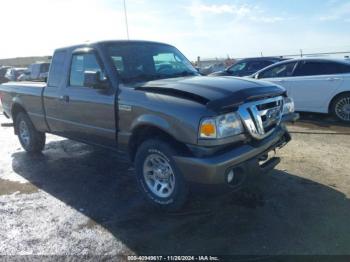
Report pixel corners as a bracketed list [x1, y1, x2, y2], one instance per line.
[127, 255, 220, 261]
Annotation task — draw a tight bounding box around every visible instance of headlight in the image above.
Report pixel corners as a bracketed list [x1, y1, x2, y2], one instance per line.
[283, 97, 295, 115]
[199, 112, 243, 139]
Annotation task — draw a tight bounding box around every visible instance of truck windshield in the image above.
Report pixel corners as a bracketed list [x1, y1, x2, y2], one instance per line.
[107, 42, 199, 83]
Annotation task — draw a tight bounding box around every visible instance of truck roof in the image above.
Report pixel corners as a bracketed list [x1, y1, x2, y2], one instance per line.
[54, 40, 173, 52]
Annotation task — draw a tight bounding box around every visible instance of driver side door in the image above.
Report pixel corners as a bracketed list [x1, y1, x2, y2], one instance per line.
[60, 51, 117, 147]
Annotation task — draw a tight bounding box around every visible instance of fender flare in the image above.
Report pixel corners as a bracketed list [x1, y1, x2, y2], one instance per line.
[130, 114, 173, 136]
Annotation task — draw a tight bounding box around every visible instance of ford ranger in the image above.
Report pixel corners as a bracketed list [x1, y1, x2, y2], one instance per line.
[0, 40, 298, 211]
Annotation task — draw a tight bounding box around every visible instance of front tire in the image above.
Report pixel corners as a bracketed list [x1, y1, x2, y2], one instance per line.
[134, 139, 189, 212]
[15, 112, 46, 153]
[331, 93, 350, 122]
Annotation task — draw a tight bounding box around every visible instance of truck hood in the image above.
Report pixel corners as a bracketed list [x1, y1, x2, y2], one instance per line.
[135, 76, 286, 112]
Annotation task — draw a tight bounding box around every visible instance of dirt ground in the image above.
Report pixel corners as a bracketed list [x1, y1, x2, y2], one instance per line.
[0, 112, 350, 257]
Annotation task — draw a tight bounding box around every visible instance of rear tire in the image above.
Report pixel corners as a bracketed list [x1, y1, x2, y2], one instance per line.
[15, 112, 46, 153]
[331, 93, 350, 122]
[134, 139, 189, 212]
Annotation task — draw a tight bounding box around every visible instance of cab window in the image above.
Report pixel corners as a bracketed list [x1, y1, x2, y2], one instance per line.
[111, 56, 125, 74]
[69, 53, 103, 87]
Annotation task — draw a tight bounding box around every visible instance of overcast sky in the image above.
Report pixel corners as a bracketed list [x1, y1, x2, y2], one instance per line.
[1, 0, 350, 60]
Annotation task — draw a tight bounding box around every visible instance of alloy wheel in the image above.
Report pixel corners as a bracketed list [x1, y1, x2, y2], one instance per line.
[19, 120, 30, 147]
[143, 153, 176, 198]
[335, 96, 350, 121]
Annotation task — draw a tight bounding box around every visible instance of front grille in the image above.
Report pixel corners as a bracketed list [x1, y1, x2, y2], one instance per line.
[238, 96, 283, 140]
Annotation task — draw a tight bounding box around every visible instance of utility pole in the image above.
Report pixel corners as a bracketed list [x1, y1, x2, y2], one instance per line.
[123, 0, 130, 40]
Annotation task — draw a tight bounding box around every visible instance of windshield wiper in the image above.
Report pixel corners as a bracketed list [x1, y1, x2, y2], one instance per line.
[122, 71, 198, 83]
[178, 71, 197, 76]
[162, 71, 198, 79]
[122, 74, 161, 83]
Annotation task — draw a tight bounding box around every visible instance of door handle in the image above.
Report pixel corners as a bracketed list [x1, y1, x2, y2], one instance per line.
[59, 95, 70, 103]
[275, 79, 285, 82]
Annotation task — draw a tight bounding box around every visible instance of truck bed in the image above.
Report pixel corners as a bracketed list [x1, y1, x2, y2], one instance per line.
[0, 81, 46, 126]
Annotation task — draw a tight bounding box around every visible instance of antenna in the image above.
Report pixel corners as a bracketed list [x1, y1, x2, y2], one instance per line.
[123, 0, 130, 40]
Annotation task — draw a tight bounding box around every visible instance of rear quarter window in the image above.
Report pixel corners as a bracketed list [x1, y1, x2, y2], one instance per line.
[48, 50, 67, 87]
[336, 63, 350, 73]
[293, 61, 350, 76]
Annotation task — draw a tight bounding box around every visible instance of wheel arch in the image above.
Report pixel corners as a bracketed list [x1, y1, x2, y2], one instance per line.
[11, 103, 28, 134]
[128, 124, 189, 162]
[328, 91, 350, 113]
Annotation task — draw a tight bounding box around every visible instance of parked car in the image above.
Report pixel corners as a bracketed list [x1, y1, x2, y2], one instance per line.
[0, 66, 11, 84]
[0, 40, 298, 211]
[200, 62, 226, 75]
[210, 57, 287, 77]
[5, 67, 27, 81]
[17, 70, 31, 81]
[18, 62, 50, 81]
[251, 58, 350, 122]
[30, 62, 50, 80]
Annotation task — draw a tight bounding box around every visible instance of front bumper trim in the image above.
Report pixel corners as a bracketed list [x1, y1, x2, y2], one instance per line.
[174, 126, 290, 184]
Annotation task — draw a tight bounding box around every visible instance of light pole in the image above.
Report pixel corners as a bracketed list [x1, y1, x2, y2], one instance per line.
[123, 0, 130, 40]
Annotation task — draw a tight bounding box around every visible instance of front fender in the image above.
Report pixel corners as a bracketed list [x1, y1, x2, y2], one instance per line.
[131, 114, 172, 135]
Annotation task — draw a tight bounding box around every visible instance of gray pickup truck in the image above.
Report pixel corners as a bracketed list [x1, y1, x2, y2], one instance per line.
[0, 40, 298, 211]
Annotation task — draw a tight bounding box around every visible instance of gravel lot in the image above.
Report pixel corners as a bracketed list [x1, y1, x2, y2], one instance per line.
[0, 112, 350, 257]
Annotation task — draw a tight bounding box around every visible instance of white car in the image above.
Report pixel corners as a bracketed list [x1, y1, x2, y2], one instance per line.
[5, 67, 27, 81]
[252, 58, 350, 122]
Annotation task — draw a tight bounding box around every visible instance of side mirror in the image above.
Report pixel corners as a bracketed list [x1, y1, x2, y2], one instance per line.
[83, 71, 107, 89]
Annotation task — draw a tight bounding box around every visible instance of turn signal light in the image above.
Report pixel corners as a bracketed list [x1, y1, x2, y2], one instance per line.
[199, 119, 216, 138]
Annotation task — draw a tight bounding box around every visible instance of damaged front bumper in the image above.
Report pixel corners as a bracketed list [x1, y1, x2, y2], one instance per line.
[173, 113, 298, 184]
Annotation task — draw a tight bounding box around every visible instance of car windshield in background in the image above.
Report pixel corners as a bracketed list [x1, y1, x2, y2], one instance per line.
[228, 62, 247, 72]
[107, 42, 198, 83]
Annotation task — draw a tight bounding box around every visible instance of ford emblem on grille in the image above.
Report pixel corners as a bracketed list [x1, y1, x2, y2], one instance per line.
[238, 96, 283, 140]
[265, 107, 281, 127]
